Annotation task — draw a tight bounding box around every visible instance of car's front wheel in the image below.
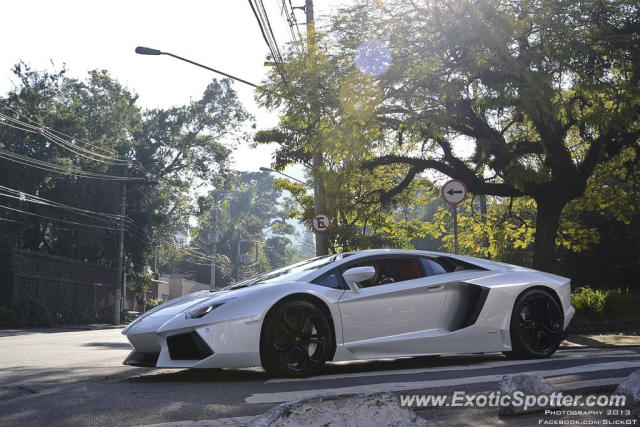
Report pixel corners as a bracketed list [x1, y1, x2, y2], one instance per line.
[261, 300, 334, 376]
[507, 288, 564, 359]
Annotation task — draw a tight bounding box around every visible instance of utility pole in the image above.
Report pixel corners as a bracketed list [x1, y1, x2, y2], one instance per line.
[209, 194, 217, 290]
[236, 238, 250, 282]
[480, 194, 489, 257]
[154, 246, 158, 274]
[115, 161, 129, 324]
[305, 0, 329, 256]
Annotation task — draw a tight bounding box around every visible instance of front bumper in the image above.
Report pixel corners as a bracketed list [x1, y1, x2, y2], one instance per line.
[123, 316, 263, 369]
[564, 305, 576, 331]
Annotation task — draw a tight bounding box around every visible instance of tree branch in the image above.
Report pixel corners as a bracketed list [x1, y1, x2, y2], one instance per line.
[364, 155, 525, 198]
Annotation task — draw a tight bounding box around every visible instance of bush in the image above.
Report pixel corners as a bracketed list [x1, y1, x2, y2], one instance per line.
[0, 306, 18, 326]
[16, 296, 55, 326]
[572, 286, 608, 315]
[603, 288, 640, 315]
[572, 286, 640, 316]
[144, 298, 165, 312]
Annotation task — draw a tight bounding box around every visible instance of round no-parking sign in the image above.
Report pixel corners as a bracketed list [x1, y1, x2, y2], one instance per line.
[312, 214, 331, 233]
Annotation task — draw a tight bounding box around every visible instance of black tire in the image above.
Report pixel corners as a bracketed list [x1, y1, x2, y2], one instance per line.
[260, 300, 335, 377]
[508, 288, 564, 359]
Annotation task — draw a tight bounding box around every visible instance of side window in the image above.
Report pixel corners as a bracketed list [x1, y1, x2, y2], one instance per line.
[313, 271, 344, 289]
[420, 257, 448, 276]
[352, 258, 424, 288]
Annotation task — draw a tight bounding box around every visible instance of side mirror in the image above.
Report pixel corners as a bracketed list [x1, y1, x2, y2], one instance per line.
[342, 266, 375, 293]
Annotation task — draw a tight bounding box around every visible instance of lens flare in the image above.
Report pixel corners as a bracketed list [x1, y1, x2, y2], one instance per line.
[339, 73, 382, 120]
[355, 39, 392, 77]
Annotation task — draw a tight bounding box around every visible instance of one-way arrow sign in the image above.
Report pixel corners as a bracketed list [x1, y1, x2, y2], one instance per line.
[441, 180, 468, 205]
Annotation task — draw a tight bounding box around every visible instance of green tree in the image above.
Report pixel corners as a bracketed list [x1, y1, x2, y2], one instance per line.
[174, 171, 296, 285]
[0, 63, 250, 278]
[255, 33, 436, 252]
[326, 0, 640, 272]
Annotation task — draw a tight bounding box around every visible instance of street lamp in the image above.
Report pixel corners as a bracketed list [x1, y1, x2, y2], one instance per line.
[259, 167, 305, 185]
[135, 46, 259, 88]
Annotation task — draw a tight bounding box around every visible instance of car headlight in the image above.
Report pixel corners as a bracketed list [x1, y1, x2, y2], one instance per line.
[185, 298, 236, 319]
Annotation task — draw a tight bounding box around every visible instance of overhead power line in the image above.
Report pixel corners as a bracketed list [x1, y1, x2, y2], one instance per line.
[0, 102, 118, 156]
[0, 188, 155, 242]
[0, 103, 156, 178]
[275, 0, 303, 44]
[0, 112, 127, 165]
[248, 0, 287, 81]
[0, 203, 123, 231]
[0, 186, 121, 226]
[0, 146, 145, 181]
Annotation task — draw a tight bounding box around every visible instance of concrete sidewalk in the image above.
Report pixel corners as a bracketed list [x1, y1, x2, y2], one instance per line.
[562, 333, 640, 348]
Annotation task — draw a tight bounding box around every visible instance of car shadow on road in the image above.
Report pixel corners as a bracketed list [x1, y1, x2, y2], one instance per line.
[0, 325, 123, 337]
[126, 367, 270, 384]
[82, 342, 132, 349]
[321, 353, 507, 376]
[122, 354, 510, 384]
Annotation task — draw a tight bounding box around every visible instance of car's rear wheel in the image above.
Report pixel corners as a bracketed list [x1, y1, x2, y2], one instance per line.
[261, 300, 334, 377]
[506, 288, 564, 359]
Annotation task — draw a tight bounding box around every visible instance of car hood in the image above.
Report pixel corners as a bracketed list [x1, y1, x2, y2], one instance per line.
[121, 282, 293, 334]
[122, 288, 238, 334]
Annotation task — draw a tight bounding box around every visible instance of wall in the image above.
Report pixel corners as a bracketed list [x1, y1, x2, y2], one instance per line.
[168, 276, 210, 300]
[0, 249, 119, 326]
[569, 314, 640, 334]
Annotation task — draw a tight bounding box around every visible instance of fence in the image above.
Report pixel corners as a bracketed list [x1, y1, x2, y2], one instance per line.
[0, 249, 119, 326]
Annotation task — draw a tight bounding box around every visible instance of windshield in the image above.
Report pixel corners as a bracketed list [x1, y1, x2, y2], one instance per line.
[222, 253, 350, 290]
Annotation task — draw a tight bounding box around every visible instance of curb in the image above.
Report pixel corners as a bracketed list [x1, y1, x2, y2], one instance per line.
[135, 380, 629, 427]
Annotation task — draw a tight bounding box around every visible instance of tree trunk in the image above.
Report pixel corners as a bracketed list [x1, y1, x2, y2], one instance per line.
[532, 199, 564, 273]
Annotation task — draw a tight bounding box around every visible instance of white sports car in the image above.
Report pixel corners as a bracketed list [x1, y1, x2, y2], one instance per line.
[122, 249, 575, 376]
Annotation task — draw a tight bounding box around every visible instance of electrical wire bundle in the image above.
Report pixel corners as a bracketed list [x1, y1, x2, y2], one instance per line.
[0, 105, 158, 243]
[0, 103, 155, 180]
[248, 0, 287, 81]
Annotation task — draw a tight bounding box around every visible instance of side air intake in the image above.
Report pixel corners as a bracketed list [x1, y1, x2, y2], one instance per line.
[166, 332, 214, 360]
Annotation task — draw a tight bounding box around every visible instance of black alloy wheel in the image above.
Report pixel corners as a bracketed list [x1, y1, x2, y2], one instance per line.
[507, 288, 564, 359]
[261, 300, 334, 376]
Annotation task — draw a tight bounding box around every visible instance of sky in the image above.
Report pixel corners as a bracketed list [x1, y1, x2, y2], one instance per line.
[0, 0, 344, 180]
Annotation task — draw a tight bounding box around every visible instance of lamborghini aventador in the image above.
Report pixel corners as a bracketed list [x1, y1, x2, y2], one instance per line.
[122, 249, 574, 376]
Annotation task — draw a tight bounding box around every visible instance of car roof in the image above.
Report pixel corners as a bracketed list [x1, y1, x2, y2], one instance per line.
[298, 249, 527, 283]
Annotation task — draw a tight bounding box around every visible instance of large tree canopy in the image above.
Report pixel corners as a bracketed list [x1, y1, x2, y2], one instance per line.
[329, 0, 640, 271]
[0, 64, 250, 277]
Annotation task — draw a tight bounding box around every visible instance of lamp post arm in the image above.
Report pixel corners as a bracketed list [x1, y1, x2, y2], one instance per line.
[162, 52, 259, 88]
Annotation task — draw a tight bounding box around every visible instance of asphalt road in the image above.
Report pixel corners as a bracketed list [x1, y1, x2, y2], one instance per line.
[1, 327, 639, 426]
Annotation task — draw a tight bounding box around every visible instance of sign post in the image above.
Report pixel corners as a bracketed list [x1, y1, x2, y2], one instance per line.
[441, 179, 468, 254]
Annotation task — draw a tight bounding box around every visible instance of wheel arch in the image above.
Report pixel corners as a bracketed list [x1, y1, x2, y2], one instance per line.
[259, 292, 338, 364]
[517, 284, 565, 318]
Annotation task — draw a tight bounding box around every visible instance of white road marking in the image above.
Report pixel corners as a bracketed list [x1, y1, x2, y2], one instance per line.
[552, 377, 627, 391]
[265, 349, 638, 384]
[247, 360, 640, 404]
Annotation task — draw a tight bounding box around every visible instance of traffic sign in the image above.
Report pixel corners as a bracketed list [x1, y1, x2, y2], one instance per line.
[312, 214, 331, 233]
[441, 179, 468, 205]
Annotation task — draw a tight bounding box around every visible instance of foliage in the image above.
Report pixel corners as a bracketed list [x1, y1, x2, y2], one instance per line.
[144, 298, 165, 311]
[327, 0, 640, 271]
[0, 63, 250, 278]
[417, 146, 640, 282]
[14, 295, 55, 327]
[572, 286, 608, 316]
[0, 306, 18, 327]
[255, 31, 438, 252]
[162, 171, 300, 285]
[572, 286, 640, 316]
[131, 267, 153, 298]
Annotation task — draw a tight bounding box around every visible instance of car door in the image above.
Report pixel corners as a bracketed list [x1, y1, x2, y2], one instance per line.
[337, 256, 448, 358]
